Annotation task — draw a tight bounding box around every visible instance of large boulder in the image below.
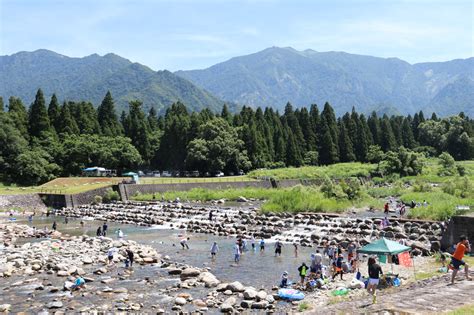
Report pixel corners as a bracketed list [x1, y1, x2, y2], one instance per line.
[227, 281, 245, 292]
[198, 272, 220, 287]
[180, 267, 201, 280]
[243, 288, 258, 300]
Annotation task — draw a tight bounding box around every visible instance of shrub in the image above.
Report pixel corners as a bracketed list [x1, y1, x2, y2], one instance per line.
[438, 152, 456, 176]
[93, 195, 102, 204]
[102, 189, 120, 203]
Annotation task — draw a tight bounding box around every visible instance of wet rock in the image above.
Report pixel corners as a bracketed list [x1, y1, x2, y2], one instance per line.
[82, 257, 93, 264]
[227, 281, 245, 292]
[256, 290, 267, 301]
[251, 301, 269, 309]
[224, 297, 236, 306]
[220, 303, 233, 313]
[243, 288, 258, 299]
[113, 287, 128, 293]
[431, 241, 441, 252]
[223, 290, 233, 295]
[167, 268, 182, 275]
[175, 297, 187, 305]
[198, 271, 220, 287]
[0, 304, 11, 312]
[241, 300, 253, 308]
[180, 267, 201, 280]
[266, 295, 275, 303]
[47, 301, 63, 309]
[237, 196, 248, 202]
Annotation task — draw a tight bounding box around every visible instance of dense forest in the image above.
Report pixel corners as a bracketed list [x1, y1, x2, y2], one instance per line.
[1, 89, 473, 185]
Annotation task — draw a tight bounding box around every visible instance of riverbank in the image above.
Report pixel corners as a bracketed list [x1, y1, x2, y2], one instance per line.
[0, 221, 285, 313]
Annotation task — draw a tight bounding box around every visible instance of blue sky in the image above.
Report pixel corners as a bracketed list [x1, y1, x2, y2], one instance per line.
[0, 0, 472, 71]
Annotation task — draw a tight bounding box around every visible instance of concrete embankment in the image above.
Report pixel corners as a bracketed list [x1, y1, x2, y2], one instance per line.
[0, 194, 47, 212]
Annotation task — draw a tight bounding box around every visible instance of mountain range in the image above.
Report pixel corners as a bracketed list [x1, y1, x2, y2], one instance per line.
[0, 49, 225, 113]
[176, 47, 474, 116]
[1, 47, 472, 116]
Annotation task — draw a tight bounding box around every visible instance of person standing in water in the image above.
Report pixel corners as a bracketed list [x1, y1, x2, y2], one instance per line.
[180, 237, 190, 249]
[251, 236, 256, 251]
[233, 242, 241, 262]
[209, 210, 213, 222]
[64, 216, 69, 224]
[52, 221, 57, 231]
[274, 240, 283, 257]
[293, 243, 298, 257]
[117, 228, 124, 239]
[102, 222, 108, 236]
[126, 249, 134, 267]
[96, 226, 102, 237]
[210, 242, 219, 259]
[260, 238, 265, 252]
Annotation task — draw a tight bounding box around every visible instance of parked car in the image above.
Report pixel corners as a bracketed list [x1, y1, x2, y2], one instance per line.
[191, 170, 200, 177]
[213, 171, 224, 177]
[162, 171, 172, 177]
[152, 171, 161, 177]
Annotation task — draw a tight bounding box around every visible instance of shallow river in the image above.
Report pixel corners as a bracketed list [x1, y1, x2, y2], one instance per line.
[14, 215, 320, 290]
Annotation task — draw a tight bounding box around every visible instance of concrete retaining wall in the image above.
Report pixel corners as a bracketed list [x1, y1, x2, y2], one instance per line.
[123, 180, 273, 200]
[0, 194, 48, 212]
[441, 215, 474, 253]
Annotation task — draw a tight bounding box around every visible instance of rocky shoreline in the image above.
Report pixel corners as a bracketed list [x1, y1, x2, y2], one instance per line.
[56, 201, 444, 255]
[0, 222, 282, 313]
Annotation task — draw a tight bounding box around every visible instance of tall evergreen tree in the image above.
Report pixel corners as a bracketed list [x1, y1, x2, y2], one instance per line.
[28, 89, 51, 138]
[367, 111, 381, 146]
[126, 100, 152, 164]
[47, 94, 61, 132]
[71, 101, 101, 134]
[97, 91, 122, 136]
[148, 107, 159, 131]
[318, 119, 339, 165]
[401, 118, 416, 148]
[8, 96, 29, 139]
[221, 104, 232, 123]
[57, 102, 79, 135]
[380, 116, 397, 151]
[0, 96, 4, 112]
[338, 121, 356, 162]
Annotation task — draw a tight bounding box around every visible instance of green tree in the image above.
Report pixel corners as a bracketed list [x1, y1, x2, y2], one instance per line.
[0, 112, 29, 182]
[15, 148, 60, 185]
[126, 100, 152, 164]
[0, 96, 4, 112]
[438, 152, 457, 176]
[47, 94, 61, 132]
[7, 96, 29, 139]
[221, 104, 232, 123]
[303, 151, 319, 166]
[318, 119, 339, 165]
[57, 102, 80, 135]
[28, 89, 51, 138]
[380, 116, 397, 151]
[338, 121, 356, 162]
[97, 91, 122, 136]
[186, 118, 250, 173]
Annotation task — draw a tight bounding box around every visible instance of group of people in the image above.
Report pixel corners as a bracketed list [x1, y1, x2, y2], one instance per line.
[96, 222, 109, 237]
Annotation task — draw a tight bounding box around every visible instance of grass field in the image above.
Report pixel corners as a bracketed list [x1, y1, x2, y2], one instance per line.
[134, 159, 474, 220]
[139, 176, 254, 184]
[0, 176, 254, 195]
[248, 162, 376, 180]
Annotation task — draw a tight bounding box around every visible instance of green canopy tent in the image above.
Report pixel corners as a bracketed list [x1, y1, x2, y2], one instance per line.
[357, 237, 413, 275]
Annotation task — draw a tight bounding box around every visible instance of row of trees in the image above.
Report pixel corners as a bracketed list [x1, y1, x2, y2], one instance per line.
[1, 89, 473, 185]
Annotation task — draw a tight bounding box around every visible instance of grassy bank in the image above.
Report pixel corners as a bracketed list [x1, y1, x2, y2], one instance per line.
[248, 162, 376, 180]
[134, 185, 383, 214]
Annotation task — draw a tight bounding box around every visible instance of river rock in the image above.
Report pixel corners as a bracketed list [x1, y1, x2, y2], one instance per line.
[251, 301, 269, 309]
[256, 291, 267, 300]
[243, 288, 258, 299]
[237, 196, 248, 202]
[180, 267, 201, 280]
[224, 297, 236, 306]
[82, 257, 93, 264]
[0, 304, 11, 312]
[175, 297, 187, 305]
[220, 303, 233, 313]
[241, 300, 253, 308]
[198, 271, 220, 287]
[266, 295, 275, 303]
[167, 268, 182, 275]
[47, 301, 63, 309]
[227, 281, 245, 292]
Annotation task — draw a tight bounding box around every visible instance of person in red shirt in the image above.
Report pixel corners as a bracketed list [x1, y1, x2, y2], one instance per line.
[450, 235, 472, 285]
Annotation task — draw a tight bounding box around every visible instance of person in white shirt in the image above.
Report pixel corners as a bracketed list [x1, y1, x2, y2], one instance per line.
[234, 243, 241, 262]
[210, 242, 219, 258]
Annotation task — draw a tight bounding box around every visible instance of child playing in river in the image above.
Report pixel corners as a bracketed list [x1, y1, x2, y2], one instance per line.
[210, 242, 219, 258]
